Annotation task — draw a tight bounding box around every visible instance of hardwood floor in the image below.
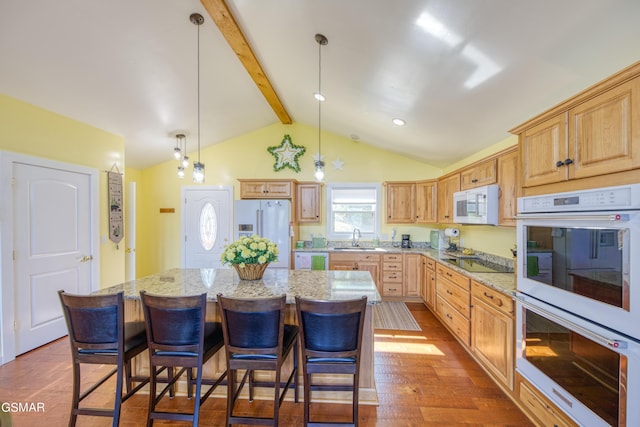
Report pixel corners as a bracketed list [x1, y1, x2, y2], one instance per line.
[0, 303, 533, 426]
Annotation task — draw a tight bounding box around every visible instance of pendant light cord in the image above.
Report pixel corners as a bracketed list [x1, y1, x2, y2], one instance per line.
[197, 19, 201, 163]
[317, 38, 322, 160]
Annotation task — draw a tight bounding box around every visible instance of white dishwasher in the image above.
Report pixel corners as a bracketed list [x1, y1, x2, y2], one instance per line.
[294, 252, 329, 270]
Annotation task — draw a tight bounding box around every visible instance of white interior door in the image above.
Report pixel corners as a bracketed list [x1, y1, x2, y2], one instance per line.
[125, 181, 136, 281]
[183, 187, 233, 268]
[13, 162, 94, 355]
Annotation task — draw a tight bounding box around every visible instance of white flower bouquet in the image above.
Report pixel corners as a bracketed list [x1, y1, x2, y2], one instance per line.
[221, 235, 279, 268]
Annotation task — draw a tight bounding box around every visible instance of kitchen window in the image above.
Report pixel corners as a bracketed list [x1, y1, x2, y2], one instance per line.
[326, 183, 380, 240]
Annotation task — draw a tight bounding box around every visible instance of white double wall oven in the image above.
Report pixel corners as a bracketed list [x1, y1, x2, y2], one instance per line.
[516, 183, 640, 427]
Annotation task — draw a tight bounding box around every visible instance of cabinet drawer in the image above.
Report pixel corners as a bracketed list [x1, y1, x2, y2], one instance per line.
[383, 283, 403, 296]
[471, 281, 513, 316]
[426, 258, 436, 270]
[382, 271, 402, 283]
[518, 379, 575, 427]
[331, 253, 381, 263]
[383, 254, 402, 262]
[382, 261, 403, 271]
[436, 298, 469, 346]
[437, 277, 470, 318]
[436, 263, 470, 290]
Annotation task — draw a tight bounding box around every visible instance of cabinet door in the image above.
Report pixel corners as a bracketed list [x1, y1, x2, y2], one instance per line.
[437, 174, 460, 223]
[239, 180, 293, 198]
[297, 182, 321, 223]
[403, 254, 421, 297]
[471, 295, 514, 389]
[415, 180, 437, 223]
[357, 260, 380, 290]
[568, 77, 640, 180]
[385, 182, 415, 223]
[497, 148, 518, 226]
[521, 113, 568, 187]
[460, 158, 497, 190]
[426, 267, 436, 309]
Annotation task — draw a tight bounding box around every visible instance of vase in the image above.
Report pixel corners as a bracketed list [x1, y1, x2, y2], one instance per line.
[234, 263, 269, 281]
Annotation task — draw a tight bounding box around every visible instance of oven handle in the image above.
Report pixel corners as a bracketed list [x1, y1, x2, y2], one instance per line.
[514, 294, 634, 351]
[515, 213, 630, 221]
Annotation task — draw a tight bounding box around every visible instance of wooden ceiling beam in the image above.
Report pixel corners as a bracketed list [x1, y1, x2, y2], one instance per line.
[200, 0, 292, 124]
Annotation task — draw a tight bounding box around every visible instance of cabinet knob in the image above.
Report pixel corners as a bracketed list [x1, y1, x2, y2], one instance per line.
[556, 160, 565, 167]
[564, 158, 574, 165]
[472, 178, 478, 183]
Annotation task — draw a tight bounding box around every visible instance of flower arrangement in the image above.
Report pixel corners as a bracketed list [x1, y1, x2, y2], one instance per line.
[221, 235, 279, 268]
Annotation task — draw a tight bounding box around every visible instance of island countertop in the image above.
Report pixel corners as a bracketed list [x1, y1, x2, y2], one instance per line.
[95, 268, 382, 304]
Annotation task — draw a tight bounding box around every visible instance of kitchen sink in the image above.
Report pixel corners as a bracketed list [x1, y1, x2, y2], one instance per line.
[331, 247, 386, 251]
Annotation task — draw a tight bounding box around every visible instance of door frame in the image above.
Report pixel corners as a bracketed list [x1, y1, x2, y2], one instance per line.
[0, 151, 100, 364]
[180, 185, 234, 268]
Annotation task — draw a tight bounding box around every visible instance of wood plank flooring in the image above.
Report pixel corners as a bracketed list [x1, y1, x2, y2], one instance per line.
[0, 303, 534, 426]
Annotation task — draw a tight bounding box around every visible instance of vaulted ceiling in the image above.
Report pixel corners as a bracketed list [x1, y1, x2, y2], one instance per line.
[1, 0, 639, 170]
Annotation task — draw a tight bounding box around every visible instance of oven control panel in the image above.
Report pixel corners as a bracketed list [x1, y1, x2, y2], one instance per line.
[519, 183, 640, 213]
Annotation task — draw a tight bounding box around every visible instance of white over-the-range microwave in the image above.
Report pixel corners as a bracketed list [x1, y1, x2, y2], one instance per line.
[453, 184, 499, 225]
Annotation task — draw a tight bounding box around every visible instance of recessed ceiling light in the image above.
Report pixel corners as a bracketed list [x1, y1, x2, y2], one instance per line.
[314, 92, 325, 102]
[392, 118, 406, 126]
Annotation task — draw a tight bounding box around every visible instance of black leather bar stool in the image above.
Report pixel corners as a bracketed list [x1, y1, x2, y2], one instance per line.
[295, 296, 368, 427]
[58, 290, 149, 427]
[217, 294, 299, 426]
[140, 291, 226, 426]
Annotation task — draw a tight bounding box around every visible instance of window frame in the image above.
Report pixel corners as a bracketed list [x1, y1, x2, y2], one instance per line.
[325, 182, 381, 240]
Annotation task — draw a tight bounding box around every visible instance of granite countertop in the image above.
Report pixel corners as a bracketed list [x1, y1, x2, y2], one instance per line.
[295, 246, 516, 295]
[95, 268, 382, 304]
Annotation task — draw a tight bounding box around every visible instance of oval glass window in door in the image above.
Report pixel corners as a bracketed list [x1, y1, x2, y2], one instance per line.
[199, 202, 217, 251]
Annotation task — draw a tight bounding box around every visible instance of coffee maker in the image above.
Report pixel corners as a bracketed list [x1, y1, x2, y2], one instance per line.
[401, 234, 411, 248]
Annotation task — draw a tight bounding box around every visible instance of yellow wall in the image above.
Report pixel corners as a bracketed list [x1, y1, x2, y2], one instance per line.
[0, 94, 126, 287]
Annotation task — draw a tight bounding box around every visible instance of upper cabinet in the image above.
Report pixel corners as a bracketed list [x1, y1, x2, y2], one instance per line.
[239, 179, 295, 199]
[512, 62, 640, 195]
[296, 182, 321, 223]
[385, 182, 416, 224]
[437, 173, 460, 224]
[415, 180, 438, 223]
[460, 158, 497, 190]
[497, 147, 518, 226]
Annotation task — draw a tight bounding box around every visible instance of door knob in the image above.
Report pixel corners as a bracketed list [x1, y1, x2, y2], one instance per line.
[79, 255, 93, 262]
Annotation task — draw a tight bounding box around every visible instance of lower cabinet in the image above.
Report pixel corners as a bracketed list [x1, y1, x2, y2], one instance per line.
[403, 254, 422, 297]
[435, 262, 470, 346]
[423, 257, 436, 308]
[381, 253, 403, 296]
[329, 252, 381, 292]
[470, 280, 514, 390]
[516, 373, 578, 427]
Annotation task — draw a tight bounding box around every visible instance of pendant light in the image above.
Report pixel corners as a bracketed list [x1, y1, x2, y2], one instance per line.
[191, 13, 205, 183]
[175, 133, 187, 178]
[314, 33, 328, 182]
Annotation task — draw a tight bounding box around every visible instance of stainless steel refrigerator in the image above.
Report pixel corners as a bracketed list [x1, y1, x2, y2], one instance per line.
[234, 199, 291, 269]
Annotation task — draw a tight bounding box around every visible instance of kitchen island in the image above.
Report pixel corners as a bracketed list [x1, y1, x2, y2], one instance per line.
[95, 268, 381, 405]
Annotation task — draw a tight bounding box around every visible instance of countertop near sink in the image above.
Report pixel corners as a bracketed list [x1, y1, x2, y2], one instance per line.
[293, 246, 516, 296]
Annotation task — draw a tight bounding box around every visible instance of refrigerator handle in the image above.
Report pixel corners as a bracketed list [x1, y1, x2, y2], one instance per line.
[257, 209, 263, 236]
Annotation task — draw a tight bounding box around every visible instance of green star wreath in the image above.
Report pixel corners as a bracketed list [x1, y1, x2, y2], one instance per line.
[267, 134, 306, 172]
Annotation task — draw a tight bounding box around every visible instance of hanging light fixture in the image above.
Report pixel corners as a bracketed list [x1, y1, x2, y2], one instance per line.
[191, 13, 205, 183]
[175, 134, 187, 178]
[314, 33, 328, 182]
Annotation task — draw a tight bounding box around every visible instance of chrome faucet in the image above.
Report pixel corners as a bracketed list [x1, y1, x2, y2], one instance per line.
[352, 228, 361, 247]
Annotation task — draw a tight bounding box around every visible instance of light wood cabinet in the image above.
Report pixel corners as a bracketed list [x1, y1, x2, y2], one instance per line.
[239, 179, 295, 199]
[423, 257, 436, 309]
[415, 180, 438, 223]
[385, 182, 415, 223]
[497, 148, 518, 226]
[296, 182, 321, 223]
[567, 77, 640, 180]
[516, 373, 578, 427]
[435, 262, 470, 346]
[437, 174, 460, 224]
[513, 64, 640, 194]
[460, 158, 497, 190]
[403, 254, 421, 297]
[471, 280, 514, 390]
[329, 252, 381, 291]
[381, 253, 403, 296]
